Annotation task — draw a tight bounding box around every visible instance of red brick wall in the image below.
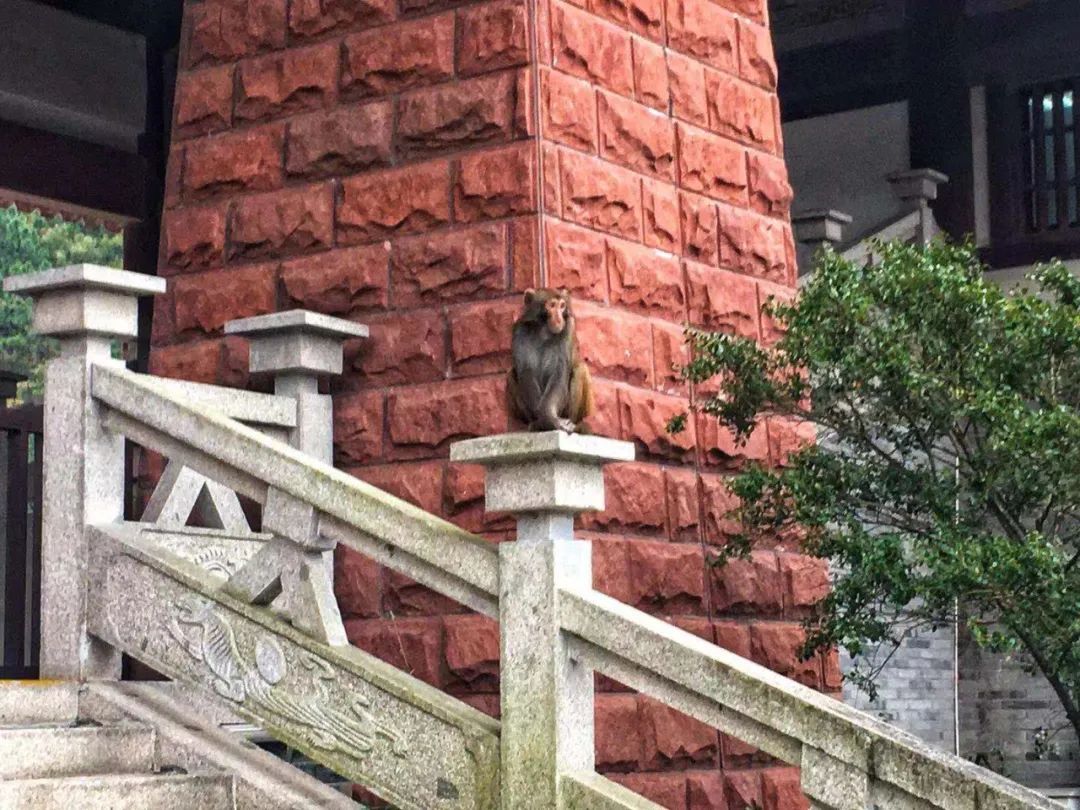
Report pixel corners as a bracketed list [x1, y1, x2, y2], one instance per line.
[155, 0, 839, 806]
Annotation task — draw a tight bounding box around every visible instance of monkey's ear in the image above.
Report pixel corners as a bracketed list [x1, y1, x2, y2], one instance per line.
[558, 288, 570, 299]
[523, 288, 537, 304]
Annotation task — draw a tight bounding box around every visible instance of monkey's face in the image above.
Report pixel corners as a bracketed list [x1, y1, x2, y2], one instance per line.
[523, 288, 571, 335]
[543, 296, 568, 334]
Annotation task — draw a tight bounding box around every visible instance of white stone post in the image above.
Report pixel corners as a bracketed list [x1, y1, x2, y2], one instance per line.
[791, 209, 852, 255]
[450, 432, 634, 810]
[887, 168, 950, 246]
[4, 264, 165, 680]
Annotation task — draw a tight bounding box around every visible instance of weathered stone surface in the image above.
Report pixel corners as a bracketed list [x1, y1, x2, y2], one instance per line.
[609, 772, 687, 809]
[642, 179, 679, 252]
[509, 217, 540, 292]
[664, 467, 698, 541]
[710, 549, 782, 616]
[281, 244, 390, 315]
[685, 261, 760, 337]
[768, 417, 815, 467]
[388, 379, 506, 458]
[391, 224, 507, 306]
[577, 307, 654, 387]
[182, 126, 284, 200]
[346, 617, 445, 687]
[593, 0, 663, 40]
[762, 766, 810, 810]
[541, 69, 597, 151]
[449, 299, 517, 375]
[667, 52, 708, 127]
[228, 184, 334, 259]
[286, 103, 393, 179]
[739, 19, 778, 90]
[338, 160, 451, 243]
[618, 388, 695, 463]
[652, 321, 688, 396]
[174, 65, 234, 137]
[334, 546, 382, 619]
[172, 265, 278, 336]
[163, 205, 227, 273]
[458, 0, 530, 76]
[236, 44, 339, 122]
[751, 622, 820, 688]
[677, 123, 748, 204]
[454, 143, 536, 223]
[697, 416, 769, 470]
[700, 473, 740, 544]
[349, 310, 447, 385]
[333, 390, 385, 464]
[706, 70, 777, 152]
[666, 0, 736, 72]
[342, 16, 455, 98]
[561, 149, 642, 239]
[687, 771, 726, 810]
[607, 238, 684, 320]
[748, 151, 794, 217]
[396, 72, 519, 157]
[640, 695, 718, 769]
[626, 540, 705, 613]
[631, 38, 669, 112]
[717, 206, 792, 283]
[717, 0, 765, 23]
[780, 554, 829, 614]
[288, 0, 394, 38]
[680, 192, 719, 265]
[545, 220, 608, 302]
[149, 338, 250, 387]
[583, 462, 665, 535]
[444, 614, 500, 691]
[726, 770, 765, 809]
[598, 91, 676, 180]
[550, 2, 633, 97]
[595, 693, 643, 769]
[186, 0, 286, 66]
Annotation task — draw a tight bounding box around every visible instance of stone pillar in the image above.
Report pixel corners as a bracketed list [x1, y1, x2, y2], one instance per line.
[888, 169, 950, 246]
[451, 431, 634, 810]
[792, 209, 852, 275]
[4, 264, 165, 680]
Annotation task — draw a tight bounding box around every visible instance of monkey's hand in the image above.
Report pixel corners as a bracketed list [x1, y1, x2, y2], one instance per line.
[555, 418, 577, 433]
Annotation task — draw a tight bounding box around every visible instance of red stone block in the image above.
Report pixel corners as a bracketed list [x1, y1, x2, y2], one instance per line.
[443, 614, 500, 691]
[545, 219, 608, 302]
[591, 535, 634, 603]
[583, 462, 666, 535]
[387, 378, 506, 457]
[285, 102, 392, 178]
[762, 767, 809, 810]
[288, 0, 394, 38]
[458, 0, 530, 76]
[725, 770, 763, 809]
[164, 149, 183, 209]
[455, 143, 537, 223]
[821, 647, 842, 690]
[642, 179, 679, 252]
[713, 620, 752, 658]
[449, 298, 518, 375]
[679, 192, 719, 266]
[607, 239, 684, 321]
[685, 261, 760, 337]
[610, 772, 688, 810]
[445, 462, 515, 533]
[186, 0, 286, 67]
[710, 550, 783, 616]
[757, 278, 794, 344]
[338, 160, 451, 242]
[384, 570, 471, 617]
[632, 37, 669, 111]
[149, 338, 250, 388]
[595, 693, 643, 770]
[172, 264, 277, 336]
[542, 142, 562, 211]
[509, 217, 540, 291]
[677, 123, 748, 205]
[182, 125, 283, 200]
[618, 388, 695, 462]
[550, 2, 634, 97]
[342, 15, 455, 98]
[598, 91, 676, 180]
[561, 150, 643, 239]
[687, 771, 727, 810]
[700, 473, 741, 544]
[666, 0, 736, 72]
[667, 52, 708, 127]
[174, 66, 233, 138]
[639, 695, 718, 769]
[235, 44, 339, 122]
[391, 224, 507, 307]
[665, 467, 699, 541]
[333, 390, 386, 464]
[396, 71, 519, 157]
[717, 205, 791, 283]
[228, 184, 334, 260]
[585, 378, 621, 438]
[751, 622, 820, 687]
[281, 244, 389, 316]
[706, 71, 776, 152]
[626, 540, 706, 613]
[576, 307, 654, 387]
[346, 617, 444, 686]
[716, 0, 765, 23]
[747, 151, 793, 217]
[334, 546, 382, 619]
[150, 294, 176, 346]
[348, 309, 447, 385]
[738, 19, 777, 90]
[353, 461, 445, 514]
[767, 417, 815, 467]
[541, 69, 597, 151]
[653, 321, 689, 396]
[162, 205, 226, 273]
[697, 416, 770, 471]
[592, 0, 663, 42]
[779, 553, 829, 614]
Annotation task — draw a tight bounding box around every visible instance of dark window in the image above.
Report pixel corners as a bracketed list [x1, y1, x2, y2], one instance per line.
[1021, 81, 1079, 232]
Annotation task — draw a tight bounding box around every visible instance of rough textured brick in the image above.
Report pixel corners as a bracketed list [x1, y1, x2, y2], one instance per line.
[509, 217, 540, 291]
[385, 569, 469, 617]
[228, 184, 334, 259]
[706, 71, 777, 151]
[541, 69, 597, 151]
[591, 535, 634, 603]
[551, 3, 633, 97]
[592, 0, 663, 41]
[714, 620, 752, 658]
[545, 220, 608, 301]
[610, 773, 688, 810]
[387, 378, 506, 457]
[618, 388, 695, 463]
[391, 225, 507, 306]
[598, 92, 676, 180]
[768, 417, 815, 467]
[627, 541, 705, 613]
[751, 623, 820, 688]
[584, 462, 666, 535]
[342, 16, 455, 98]
[687, 772, 727, 810]
[444, 615, 500, 691]
[739, 19, 778, 90]
[665, 467, 698, 541]
[236, 44, 339, 122]
[668, 52, 708, 126]
[717, 0, 765, 23]
[680, 192, 719, 265]
[780, 554, 829, 614]
[174, 66, 233, 137]
[458, 1, 530, 76]
[666, 0, 736, 72]
[726, 770, 764, 809]
[288, 0, 394, 38]
[338, 161, 450, 242]
[334, 390, 385, 464]
[354, 462, 445, 516]
[596, 694, 643, 770]
[449, 299, 518, 375]
[607, 238, 684, 320]
[163, 206, 226, 273]
[632, 38, 669, 112]
[717, 205, 791, 283]
[701, 473, 741, 544]
[149, 338, 250, 388]
[455, 143, 537, 222]
[576, 307, 654, 386]
[642, 179, 679, 252]
[281, 244, 389, 314]
[286, 102, 393, 178]
[172, 264, 277, 336]
[762, 767, 810, 810]
[640, 696, 718, 768]
[697, 416, 770, 470]
[187, 0, 286, 66]
[710, 550, 782, 616]
[349, 310, 447, 385]
[652, 321, 689, 396]
[685, 261, 760, 337]
[445, 462, 516, 534]
[747, 151, 793, 217]
[396, 71, 519, 156]
[345, 617, 443, 687]
[335, 546, 382, 619]
[183, 126, 283, 200]
[561, 150, 642, 239]
[678, 123, 748, 204]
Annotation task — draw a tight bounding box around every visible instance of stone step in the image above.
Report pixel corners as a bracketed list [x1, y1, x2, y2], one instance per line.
[0, 681, 78, 727]
[0, 772, 235, 809]
[0, 724, 157, 779]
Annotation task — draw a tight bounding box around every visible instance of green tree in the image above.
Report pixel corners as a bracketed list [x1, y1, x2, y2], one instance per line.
[670, 240, 1080, 741]
[0, 205, 123, 399]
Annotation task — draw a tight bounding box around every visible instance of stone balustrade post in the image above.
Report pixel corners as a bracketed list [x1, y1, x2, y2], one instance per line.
[450, 432, 634, 810]
[3, 264, 165, 680]
[887, 168, 950, 246]
[791, 209, 853, 255]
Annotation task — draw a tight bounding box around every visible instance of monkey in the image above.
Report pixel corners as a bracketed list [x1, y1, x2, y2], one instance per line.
[507, 288, 594, 433]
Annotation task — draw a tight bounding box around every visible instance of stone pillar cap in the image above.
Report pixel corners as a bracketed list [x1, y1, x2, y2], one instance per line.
[225, 310, 369, 340]
[3, 264, 166, 297]
[451, 431, 635, 467]
[887, 169, 950, 202]
[790, 209, 853, 226]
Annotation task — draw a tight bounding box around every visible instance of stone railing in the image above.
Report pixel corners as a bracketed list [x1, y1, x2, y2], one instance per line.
[7, 264, 1058, 810]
